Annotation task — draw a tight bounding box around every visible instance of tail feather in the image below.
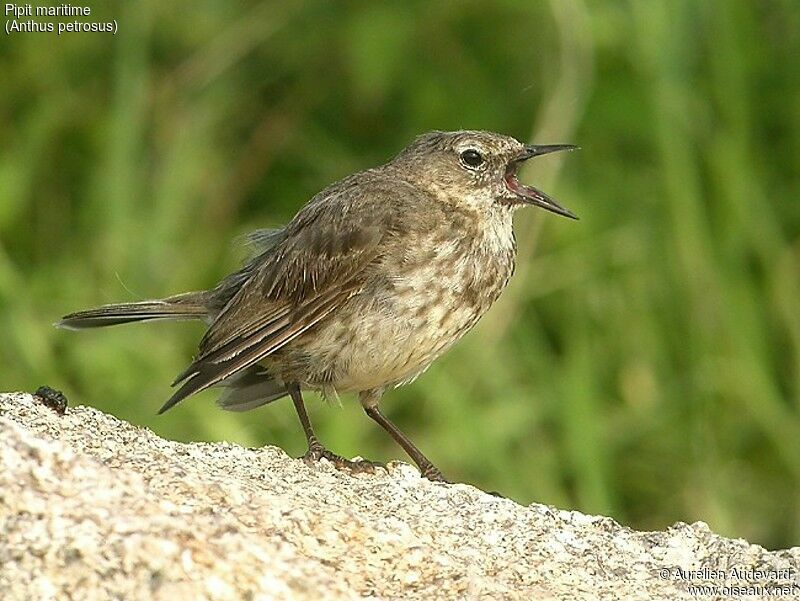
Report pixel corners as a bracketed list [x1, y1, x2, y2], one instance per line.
[57, 292, 209, 330]
[216, 365, 288, 413]
[216, 383, 288, 412]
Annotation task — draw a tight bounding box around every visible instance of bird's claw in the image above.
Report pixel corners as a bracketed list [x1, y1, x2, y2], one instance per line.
[420, 464, 448, 483]
[302, 443, 386, 475]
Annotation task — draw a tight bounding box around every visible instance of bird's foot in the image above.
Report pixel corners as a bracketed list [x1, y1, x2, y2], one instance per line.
[302, 442, 386, 475]
[420, 464, 448, 483]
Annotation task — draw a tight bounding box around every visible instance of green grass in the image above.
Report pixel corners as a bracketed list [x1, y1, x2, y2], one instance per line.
[2, 0, 799, 549]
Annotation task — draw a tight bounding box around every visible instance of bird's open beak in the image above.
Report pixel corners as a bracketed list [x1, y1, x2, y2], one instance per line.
[504, 144, 579, 219]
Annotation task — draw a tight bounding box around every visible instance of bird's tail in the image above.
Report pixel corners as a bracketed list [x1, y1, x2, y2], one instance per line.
[56, 291, 209, 330]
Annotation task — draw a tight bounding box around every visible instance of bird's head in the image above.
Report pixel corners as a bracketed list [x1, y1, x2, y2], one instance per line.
[391, 130, 577, 219]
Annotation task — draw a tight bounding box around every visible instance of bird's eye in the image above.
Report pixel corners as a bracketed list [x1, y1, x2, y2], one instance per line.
[460, 149, 485, 169]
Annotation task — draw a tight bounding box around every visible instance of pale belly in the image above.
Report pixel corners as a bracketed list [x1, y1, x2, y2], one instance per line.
[307, 292, 484, 393]
[278, 243, 514, 394]
[261, 206, 517, 394]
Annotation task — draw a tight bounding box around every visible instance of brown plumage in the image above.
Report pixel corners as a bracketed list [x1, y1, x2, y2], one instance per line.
[58, 130, 577, 481]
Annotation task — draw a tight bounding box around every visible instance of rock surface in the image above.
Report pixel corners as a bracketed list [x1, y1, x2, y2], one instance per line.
[1, 391, 798, 600]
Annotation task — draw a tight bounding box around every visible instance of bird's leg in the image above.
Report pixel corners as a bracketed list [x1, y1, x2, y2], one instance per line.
[288, 383, 384, 475]
[361, 397, 447, 483]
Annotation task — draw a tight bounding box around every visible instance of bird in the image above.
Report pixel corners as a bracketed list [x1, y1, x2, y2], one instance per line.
[58, 130, 577, 482]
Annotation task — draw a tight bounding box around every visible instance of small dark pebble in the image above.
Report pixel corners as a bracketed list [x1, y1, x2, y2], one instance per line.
[34, 386, 68, 415]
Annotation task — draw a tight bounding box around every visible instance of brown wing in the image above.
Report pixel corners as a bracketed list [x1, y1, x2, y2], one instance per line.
[159, 171, 412, 413]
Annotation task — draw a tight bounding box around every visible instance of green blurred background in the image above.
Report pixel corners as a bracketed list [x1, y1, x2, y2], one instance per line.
[2, 0, 799, 549]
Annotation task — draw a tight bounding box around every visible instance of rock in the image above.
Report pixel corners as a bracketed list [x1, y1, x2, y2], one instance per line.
[0, 392, 798, 600]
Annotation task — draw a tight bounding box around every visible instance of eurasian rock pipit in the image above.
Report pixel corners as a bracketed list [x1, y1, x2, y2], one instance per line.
[59, 130, 577, 482]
